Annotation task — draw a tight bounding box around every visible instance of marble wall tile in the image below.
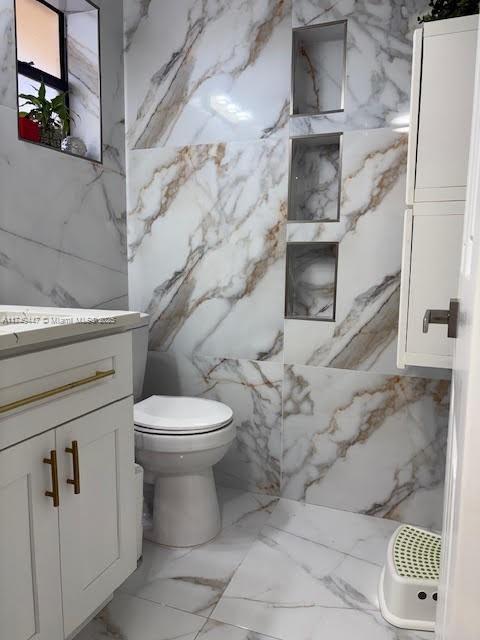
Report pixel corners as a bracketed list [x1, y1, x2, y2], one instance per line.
[124, 0, 291, 149]
[142, 351, 283, 496]
[0, 228, 128, 308]
[0, 105, 127, 275]
[0, 0, 15, 110]
[290, 0, 429, 135]
[285, 127, 407, 375]
[282, 365, 450, 529]
[128, 137, 287, 363]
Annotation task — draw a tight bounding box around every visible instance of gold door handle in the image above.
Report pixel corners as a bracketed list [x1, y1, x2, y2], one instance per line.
[43, 450, 59, 507]
[0, 369, 115, 415]
[65, 440, 80, 494]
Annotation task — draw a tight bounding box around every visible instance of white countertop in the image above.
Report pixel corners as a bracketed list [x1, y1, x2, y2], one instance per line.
[0, 305, 145, 354]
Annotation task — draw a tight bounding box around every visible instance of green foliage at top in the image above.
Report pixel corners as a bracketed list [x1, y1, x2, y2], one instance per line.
[418, 0, 479, 23]
[19, 80, 74, 136]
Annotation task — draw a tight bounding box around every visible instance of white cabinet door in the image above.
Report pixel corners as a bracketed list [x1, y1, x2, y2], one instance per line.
[406, 208, 464, 366]
[0, 432, 63, 640]
[56, 397, 136, 637]
[415, 16, 478, 202]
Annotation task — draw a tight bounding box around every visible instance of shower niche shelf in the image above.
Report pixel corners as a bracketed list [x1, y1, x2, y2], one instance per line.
[292, 20, 347, 116]
[285, 242, 338, 321]
[288, 133, 342, 222]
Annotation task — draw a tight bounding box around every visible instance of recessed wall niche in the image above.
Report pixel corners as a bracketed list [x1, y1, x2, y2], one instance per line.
[285, 242, 338, 321]
[15, 0, 101, 162]
[292, 21, 347, 116]
[288, 133, 342, 222]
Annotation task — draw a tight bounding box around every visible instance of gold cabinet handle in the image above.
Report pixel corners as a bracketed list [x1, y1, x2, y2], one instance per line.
[43, 450, 60, 507]
[0, 369, 115, 415]
[65, 440, 80, 494]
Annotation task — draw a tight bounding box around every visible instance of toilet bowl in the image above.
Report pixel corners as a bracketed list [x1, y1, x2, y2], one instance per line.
[134, 394, 235, 547]
[130, 316, 235, 546]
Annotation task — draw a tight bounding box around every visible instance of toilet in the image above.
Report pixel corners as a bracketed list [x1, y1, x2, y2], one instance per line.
[131, 316, 236, 547]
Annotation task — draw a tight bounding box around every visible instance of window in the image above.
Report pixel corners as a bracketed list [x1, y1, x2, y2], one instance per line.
[16, 0, 68, 100]
[14, 0, 102, 162]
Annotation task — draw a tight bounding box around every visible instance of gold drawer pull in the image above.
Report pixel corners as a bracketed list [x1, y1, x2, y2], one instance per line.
[0, 369, 115, 415]
[43, 450, 59, 507]
[66, 440, 80, 494]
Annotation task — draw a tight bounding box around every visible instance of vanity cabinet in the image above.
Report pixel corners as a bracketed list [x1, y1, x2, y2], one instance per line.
[398, 16, 478, 369]
[0, 431, 63, 640]
[0, 333, 136, 640]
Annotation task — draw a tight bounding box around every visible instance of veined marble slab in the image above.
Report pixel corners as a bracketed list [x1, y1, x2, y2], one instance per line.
[197, 620, 279, 640]
[142, 352, 283, 496]
[120, 488, 277, 616]
[128, 138, 287, 363]
[75, 592, 205, 640]
[212, 499, 432, 640]
[282, 365, 450, 529]
[124, 0, 291, 148]
[0, 105, 126, 275]
[0, 304, 140, 353]
[0, 228, 128, 313]
[285, 127, 407, 375]
[290, 0, 429, 135]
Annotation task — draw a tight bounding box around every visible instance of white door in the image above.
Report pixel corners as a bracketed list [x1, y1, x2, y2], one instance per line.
[436, 25, 480, 640]
[0, 431, 63, 640]
[56, 397, 136, 637]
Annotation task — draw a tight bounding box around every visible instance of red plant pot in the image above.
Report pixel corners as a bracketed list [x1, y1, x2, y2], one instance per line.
[18, 117, 41, 143]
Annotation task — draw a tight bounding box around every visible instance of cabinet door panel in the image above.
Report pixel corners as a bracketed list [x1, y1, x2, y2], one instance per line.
[57, 397, 136, 637]
[0, 432, 63, 640]
[407, 213, 463, 359]
[415, 26, 477, 200]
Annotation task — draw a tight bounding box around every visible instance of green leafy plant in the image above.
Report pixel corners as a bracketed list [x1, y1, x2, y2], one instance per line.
[418, 0, 479, 23]
[19, 80, 74, 145]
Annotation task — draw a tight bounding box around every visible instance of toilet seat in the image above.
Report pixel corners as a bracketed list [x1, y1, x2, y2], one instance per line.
[134, 395, 233, 435]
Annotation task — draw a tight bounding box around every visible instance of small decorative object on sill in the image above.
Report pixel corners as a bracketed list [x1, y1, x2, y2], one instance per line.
[18, 114, 41, 143]
[41, 127, 63, 149]
[61, 136, 87, 157]
[418, 0, 479, 23]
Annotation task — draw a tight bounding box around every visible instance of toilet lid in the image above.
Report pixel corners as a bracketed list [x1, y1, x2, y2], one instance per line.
[134, 395, 233, 435]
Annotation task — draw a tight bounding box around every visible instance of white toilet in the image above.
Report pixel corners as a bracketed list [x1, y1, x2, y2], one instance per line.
[131, 316, 236, 547]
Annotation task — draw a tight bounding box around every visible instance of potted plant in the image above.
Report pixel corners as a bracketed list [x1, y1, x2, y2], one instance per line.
[18, 112, 41, 143]
[419, 0, 479, 22]
[18, 80, 73, 149]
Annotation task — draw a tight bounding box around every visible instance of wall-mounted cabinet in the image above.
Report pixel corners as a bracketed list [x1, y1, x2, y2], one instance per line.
[398, 15, 478, 370]
[406, 15, 478, 204]
[292, 21, 347, 116]
[288, 133, 342, 222]
[285, 242, 338, 321]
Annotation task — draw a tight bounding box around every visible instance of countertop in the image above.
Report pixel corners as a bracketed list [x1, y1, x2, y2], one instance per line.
[0, 305, 145, 355]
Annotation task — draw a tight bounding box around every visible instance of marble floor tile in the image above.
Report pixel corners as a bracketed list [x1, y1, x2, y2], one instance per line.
[197, 619, 280, 640]
[120, 489, 277, 617]
[75, 592, 205, 640]
[212, 499, 432, 640]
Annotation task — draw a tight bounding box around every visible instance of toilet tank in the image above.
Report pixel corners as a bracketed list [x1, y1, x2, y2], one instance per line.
[131, 313, 149, 402]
